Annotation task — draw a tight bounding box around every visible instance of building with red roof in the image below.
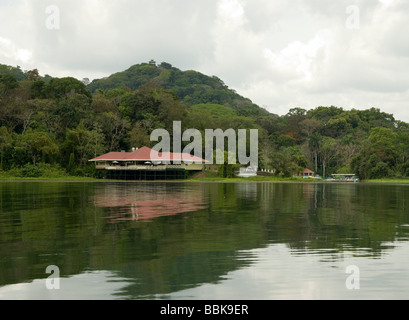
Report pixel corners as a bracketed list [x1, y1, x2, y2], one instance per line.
[295, 168, 315, 178]
[303, 168, 314, 176]
[89, 146, 207, 180]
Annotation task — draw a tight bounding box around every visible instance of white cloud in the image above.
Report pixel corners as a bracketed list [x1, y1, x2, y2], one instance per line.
[379, 0, 395, 7]
[0, 0, 409, 121]
[264, 29, 333, 82]
[218, 0, 245, 21]
[0, 36, 32, 63]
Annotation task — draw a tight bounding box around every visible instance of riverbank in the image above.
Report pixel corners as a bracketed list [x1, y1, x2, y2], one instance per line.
[0, 172, 99, 182]
[2, 172, 409, 184]
[0, 172, 311, 183]
[186, 176, 312, 183]
[361, 178, 409, 184]
[0, 176, 306, 183]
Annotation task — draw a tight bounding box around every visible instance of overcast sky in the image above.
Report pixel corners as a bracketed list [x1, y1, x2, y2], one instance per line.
[1, 0, 408, 121]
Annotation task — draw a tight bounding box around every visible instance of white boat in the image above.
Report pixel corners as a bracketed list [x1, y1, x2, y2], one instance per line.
[237, 166, 258, 178]
[327, 174, 359, 182]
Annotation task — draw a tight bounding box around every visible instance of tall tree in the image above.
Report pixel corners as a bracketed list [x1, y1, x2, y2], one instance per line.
[308, 132, 322, 173]
[0, 126, 11, 170]
[63, 122, 106, 167]
[99, 112, 130, 151]
[319, 136, 337, 178]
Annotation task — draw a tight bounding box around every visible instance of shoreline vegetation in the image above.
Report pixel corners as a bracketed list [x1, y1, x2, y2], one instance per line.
[1, 171, 409, 184]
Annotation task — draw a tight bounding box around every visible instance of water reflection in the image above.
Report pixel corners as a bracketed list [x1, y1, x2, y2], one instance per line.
[169, 241, 409, 300]
[0, 270, 130, 300]
[92, 183, 208, 222]
[0, 182, 409, 299]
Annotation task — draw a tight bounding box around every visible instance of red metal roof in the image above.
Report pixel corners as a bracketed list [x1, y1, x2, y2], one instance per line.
[89, 146, 207, 163]
[304, 168, 314, 173]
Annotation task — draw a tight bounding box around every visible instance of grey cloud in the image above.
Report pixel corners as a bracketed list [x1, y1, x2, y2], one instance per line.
[1, 0, 409, 121]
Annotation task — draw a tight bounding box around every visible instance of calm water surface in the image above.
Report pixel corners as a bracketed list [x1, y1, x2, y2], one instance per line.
[0, 181, 409, 300]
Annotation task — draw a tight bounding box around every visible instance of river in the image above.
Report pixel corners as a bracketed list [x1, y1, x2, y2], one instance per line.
[0, 181, 408, 300]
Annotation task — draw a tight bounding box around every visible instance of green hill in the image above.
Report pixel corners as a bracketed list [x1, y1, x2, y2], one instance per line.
[87, 61, 268, 117]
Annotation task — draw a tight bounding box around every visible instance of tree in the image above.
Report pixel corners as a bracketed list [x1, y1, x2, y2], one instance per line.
[217, 150, 241, 178]
[120, 85, 161, 122]
[28, 99, 58, 134]
[90, 92, 117, 113]
[67, 152, 76, 174]
[0, 74, 18, 92]
[159, 62, 172, 69]
[337, 135, 359, 168]
[269, 146, 307, 177]
[307, 106, 344, 124]
[63, 122, 106, 167]
[319, 136, 337, 178]
[25, 69, 42, 81]
[0, 64, 26, 81]
[351, 127, 400, 179]
[99, 112, 130, 151]
[127, 122, 152, 149]
[308, 132, 322, 173]
[53, 100, 80, 136]
[396, 128, 409, 176]
[358, 108, 396, 129]
[156, 90, 188, 129]
[299, 118, 321, 137]
[46, 77, 91, 100]
[30, 80, 47, 99]
[14, 130, 59, 166]
[16, 99, 41, 134]
[367, 127, 398, 165]
[0, 126, 11, 170]
[277, 134, 296, 148]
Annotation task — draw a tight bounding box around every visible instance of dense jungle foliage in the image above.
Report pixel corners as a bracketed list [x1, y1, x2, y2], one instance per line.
[1, 61, 408, 179]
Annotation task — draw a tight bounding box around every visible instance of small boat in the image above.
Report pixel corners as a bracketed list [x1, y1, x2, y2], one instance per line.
[327, 174, 359, 182]
[236, 166, 258, 178]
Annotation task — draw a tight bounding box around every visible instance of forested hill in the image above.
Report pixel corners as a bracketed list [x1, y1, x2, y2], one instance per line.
[1, 61, 409, 180]
[87, 61, 268, 117]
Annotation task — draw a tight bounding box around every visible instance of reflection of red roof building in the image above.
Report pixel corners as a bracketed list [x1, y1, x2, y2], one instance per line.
[89, 146, 207, 180]
[93, 184, 207, 223]
[102, 199, 207, 223]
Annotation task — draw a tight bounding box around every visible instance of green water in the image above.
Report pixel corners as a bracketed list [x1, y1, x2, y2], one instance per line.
[0, 181, 409, 300]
